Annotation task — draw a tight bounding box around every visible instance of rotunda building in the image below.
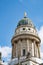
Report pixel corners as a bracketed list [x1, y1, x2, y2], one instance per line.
[11, 13, 41, 59]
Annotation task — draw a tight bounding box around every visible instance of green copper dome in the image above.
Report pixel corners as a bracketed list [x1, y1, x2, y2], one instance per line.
[17, 12, 34, 27]
[17, 17, 34, 27]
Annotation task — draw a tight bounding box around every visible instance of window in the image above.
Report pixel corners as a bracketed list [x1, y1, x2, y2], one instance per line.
[28, 28, 30, 30]
[23, 49, 25, 56]
[23, 28, 25, 30]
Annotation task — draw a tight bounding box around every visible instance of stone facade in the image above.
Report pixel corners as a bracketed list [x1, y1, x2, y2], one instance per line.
[12, 37, 40, 58]
[11, 24, 41, 59]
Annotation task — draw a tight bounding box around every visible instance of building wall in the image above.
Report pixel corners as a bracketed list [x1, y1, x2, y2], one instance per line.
[12, 25, 40, 59]
[22, 60, 39, 65]
[12, 38, 40, 58]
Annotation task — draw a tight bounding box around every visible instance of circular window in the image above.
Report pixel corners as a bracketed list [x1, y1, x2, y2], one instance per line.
[23, 28, 25, 30]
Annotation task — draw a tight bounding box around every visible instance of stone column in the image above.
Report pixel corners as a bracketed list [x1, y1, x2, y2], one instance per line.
[12, 42, 16, 59]
[18, 40, 21, 57]
[29, 40, 32, 55]
[32, 42, 34, 56]
[34, 41, 36, 57]
[34, 41, 38, 57]
[35, 43, 37, 57]
[38, 44, 40, 58]
[27, 39, 29, 53]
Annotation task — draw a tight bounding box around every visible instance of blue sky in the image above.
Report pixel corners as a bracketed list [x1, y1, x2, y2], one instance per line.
[0, 0, 43, 63]
[0, 0, 43, 46]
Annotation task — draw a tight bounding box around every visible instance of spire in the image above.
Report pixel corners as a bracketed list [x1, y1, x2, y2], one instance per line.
[24, 12, 27, 18]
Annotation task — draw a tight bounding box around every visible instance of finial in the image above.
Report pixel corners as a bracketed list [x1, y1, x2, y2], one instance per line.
[24, 12, 27, 17]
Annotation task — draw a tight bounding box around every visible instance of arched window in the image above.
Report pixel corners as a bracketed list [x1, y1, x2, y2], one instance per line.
[23, 49, 25, 56]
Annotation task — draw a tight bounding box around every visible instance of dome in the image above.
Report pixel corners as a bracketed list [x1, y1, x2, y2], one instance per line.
[17, 12, 34, 28]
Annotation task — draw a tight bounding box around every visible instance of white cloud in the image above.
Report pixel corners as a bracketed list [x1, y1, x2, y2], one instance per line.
[38, 26, 43, 59]
[0, 46, 12, 59]
[4, 62, 8, 65]
[38, 26, 43, 44]
[41, 52, 43, 59]
[0, 46, 12, 64]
